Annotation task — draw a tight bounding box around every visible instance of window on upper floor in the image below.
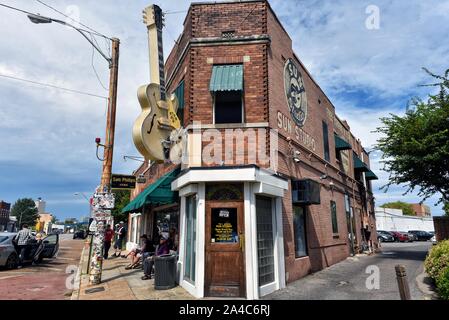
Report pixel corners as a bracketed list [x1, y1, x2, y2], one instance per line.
[214, 91, 243, 124]
[323, 121, 330, 162]
[173, 80, 185, 125]
[210, 64, 244, 124]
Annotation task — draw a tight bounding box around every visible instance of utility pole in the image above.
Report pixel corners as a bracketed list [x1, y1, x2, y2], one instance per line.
[89, 38, 120, 285]
[100, 38, 120, 191]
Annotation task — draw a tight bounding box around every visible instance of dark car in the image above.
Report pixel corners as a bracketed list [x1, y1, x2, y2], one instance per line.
[73, 230, 87, 240]
[408, 230, 433, 241]
[377, 231, 395, 242]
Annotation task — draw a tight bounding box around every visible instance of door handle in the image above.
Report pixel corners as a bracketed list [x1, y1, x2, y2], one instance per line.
[239, 232, 245, 252]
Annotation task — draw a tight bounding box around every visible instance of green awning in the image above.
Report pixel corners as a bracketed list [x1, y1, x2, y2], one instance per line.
[353, 152, 370, 172]
[121, 168, 180, 214]
[209, 64, 243, 92]
[335, 134, 352, 150]
[365, 170, 379, 180]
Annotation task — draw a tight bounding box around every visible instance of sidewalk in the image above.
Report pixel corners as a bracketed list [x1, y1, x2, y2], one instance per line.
[71, 242, 195, 300]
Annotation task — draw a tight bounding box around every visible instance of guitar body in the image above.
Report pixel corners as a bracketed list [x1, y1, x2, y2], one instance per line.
[133, 83, 180, 162]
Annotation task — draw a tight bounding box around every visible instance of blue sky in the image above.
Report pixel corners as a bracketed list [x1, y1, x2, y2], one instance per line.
[0, 0, 448, 220]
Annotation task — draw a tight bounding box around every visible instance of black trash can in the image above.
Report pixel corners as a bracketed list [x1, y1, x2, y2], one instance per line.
[154, 254, 177, 290]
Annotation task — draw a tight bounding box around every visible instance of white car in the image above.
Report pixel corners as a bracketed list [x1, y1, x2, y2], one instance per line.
[431, 235, 437, 245]
[0, 233, 19, 269]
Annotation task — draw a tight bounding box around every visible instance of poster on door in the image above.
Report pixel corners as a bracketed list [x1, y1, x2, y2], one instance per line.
[211, 208, 238, 243]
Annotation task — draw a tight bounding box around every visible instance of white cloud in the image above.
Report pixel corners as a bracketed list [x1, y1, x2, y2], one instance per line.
[0, 0, 447, 218]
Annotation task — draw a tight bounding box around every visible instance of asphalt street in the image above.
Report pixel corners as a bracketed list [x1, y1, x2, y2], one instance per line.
[266, 242, 433, 300]
[0, 234, 85, 300]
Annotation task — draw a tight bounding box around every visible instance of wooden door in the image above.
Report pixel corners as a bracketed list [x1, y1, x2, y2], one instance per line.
[205, 201, 245, 297]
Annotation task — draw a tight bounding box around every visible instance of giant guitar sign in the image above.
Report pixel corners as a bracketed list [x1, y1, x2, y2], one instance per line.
[133, 5, 183, 163]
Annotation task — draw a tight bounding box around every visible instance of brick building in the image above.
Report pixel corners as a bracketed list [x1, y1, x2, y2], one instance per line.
[0, 201, 11, 232]
[123, 0, 378, 299]
[410, 203, 431, 217]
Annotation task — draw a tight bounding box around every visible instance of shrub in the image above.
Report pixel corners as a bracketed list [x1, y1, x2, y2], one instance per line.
[436, 267, 449, 300]
[425, 240, 449, 280]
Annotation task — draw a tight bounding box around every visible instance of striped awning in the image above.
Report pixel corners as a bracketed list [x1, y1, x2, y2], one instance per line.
[334, 134, 352, 150]
[365, 170, 379, 180]
[209, 64, 243, 92]
[121, 168, 180, 214]
[353, 152, 370, 172]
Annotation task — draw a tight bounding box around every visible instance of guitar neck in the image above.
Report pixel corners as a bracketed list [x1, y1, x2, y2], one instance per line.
[147, 5, 166, 100]
[156, 28, 166, 100]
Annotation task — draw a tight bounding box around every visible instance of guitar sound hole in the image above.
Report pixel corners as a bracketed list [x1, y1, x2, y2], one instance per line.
[147, 114, 157, 135]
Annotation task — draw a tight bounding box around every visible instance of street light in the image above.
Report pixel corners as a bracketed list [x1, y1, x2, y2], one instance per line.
[29, 12, 120, 284]
[27, 13, 113, 67]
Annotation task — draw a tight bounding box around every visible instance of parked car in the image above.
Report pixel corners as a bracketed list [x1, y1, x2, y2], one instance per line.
[431, 235, 437, 245]
[73, 230, 87, 240]
[408, 230, 434, 241]
[399, 231, 415, 242]
[389, 231, 409, 242]
[0, 233, 19, 269]
[0, 232, 59, 269]
[377, 231, 395, 242]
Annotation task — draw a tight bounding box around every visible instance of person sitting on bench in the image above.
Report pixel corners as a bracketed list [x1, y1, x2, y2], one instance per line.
[141, 235, 170, 280]
[125, 234, 152, 270]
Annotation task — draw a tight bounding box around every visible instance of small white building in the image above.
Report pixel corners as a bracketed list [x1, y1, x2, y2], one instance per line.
[375, 207, 434, 232]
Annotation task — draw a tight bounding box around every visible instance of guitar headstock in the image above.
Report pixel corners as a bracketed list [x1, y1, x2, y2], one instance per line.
[142, 4, 165, 30]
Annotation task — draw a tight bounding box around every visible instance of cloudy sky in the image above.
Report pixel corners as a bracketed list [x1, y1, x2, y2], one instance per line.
[0, 0, 448, 220]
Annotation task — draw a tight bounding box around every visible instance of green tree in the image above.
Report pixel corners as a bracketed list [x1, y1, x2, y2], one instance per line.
[444, 202, 449, 217]
[380, 201, 415, 216]
[376, 68, 449, 205]
[10, 198, 39, 227]
[51, 215, 57, 224]
[112, 190, 130, 224]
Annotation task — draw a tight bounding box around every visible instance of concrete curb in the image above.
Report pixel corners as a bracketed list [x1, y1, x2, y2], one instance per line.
[415, 270, 439, 300]
[71, 245, 86, 300]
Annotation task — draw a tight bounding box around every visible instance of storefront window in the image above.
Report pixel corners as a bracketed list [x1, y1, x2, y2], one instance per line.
[184, 195, 196, 283]
[154, 208, 179, 248]
[293, 205, 308, 258]
[330, 201, 338, 234]
[256, 196, 275, 286]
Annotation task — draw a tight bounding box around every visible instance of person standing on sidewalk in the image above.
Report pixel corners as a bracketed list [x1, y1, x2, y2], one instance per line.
[14, 224, 32, 268]
[114, 221, 126, 257]
[104, 225, 114, 260]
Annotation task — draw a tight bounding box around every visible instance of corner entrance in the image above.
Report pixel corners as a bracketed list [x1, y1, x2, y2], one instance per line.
[205, 201, 245, 297]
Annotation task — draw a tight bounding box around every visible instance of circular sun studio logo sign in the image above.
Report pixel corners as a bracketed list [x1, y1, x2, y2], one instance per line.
[284, 59, 308, 127]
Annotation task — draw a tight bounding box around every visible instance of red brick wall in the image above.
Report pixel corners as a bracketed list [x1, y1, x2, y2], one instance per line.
[190, 1, 267, 38]
[131, 0, 378, 285]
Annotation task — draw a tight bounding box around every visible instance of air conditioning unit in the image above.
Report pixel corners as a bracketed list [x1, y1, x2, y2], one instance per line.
[291, 179, 321, 205]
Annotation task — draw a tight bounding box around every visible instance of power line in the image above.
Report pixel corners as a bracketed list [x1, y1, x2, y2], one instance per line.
[90, 34, 109, 91]
[163, 10, 188, 15]
[35, 0, 111, 40]
[0, 3, 33, 15]
[0, 73, 108, 100]
[0, 2, 107, 39]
